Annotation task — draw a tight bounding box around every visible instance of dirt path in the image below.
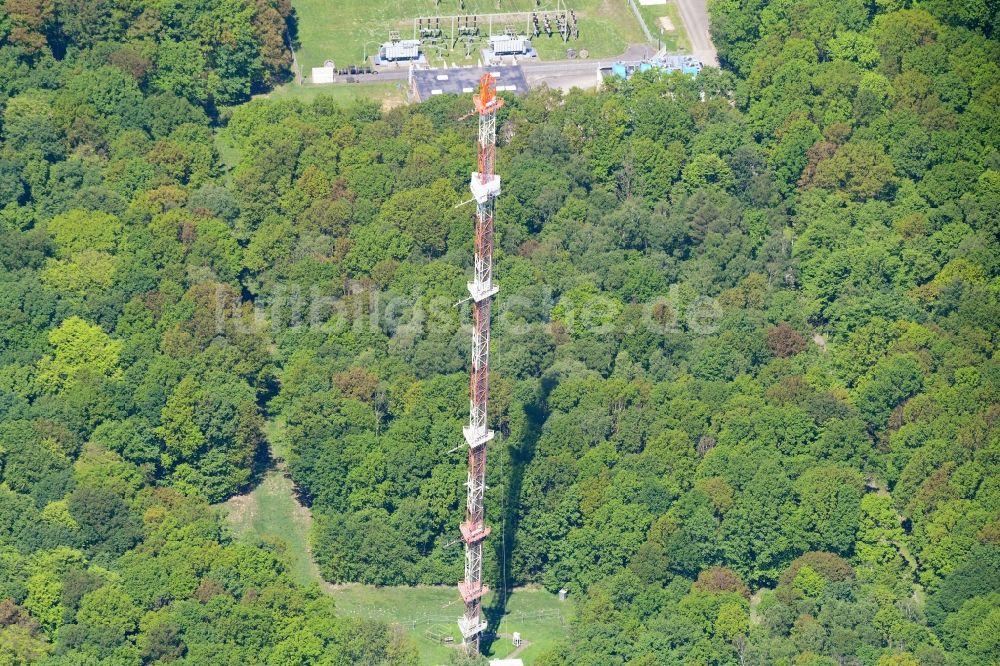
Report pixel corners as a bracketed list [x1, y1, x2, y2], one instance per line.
[749, 587, 768, 625]
[675, 0, 718, 66]
[867, 479, 920, 586]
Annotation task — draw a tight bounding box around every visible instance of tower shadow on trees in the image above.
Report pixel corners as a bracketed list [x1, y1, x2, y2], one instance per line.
[481, 397, 545, 655]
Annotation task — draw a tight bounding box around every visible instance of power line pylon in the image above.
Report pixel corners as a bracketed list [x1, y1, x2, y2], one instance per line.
[457, 72, 503, 655]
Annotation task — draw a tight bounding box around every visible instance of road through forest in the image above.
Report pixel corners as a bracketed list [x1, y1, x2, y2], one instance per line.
[675, 0, 718, 65]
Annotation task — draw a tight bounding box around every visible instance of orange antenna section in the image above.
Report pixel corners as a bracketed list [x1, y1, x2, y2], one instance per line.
[478, 73, 495, 106]
[474, 72, 504, 115]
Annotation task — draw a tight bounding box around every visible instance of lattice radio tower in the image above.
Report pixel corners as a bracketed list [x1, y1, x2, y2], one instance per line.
[457, 73, 503, 654]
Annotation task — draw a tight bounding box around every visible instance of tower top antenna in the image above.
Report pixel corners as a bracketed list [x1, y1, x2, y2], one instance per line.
[474, 72, 504, 114]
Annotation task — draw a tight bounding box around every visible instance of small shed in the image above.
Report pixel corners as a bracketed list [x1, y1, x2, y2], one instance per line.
[558, 588, 569, 601]
[311, 66, 335, 84]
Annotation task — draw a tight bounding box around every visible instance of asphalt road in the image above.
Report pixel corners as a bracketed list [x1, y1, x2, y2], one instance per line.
[332, 63, 602, 86]
[675, 0, 718, 66]
[337, 43, 656, 86]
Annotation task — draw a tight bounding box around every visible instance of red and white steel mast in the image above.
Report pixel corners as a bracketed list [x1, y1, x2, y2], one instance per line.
[457, 73, 503, 653]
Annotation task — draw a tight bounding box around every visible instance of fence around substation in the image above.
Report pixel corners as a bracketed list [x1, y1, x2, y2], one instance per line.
[492, 608, 565, 634]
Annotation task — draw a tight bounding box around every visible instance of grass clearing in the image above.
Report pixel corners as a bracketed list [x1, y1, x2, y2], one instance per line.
[220, 446, 570, 663]
[221, 416, 570, 663]
[330, 584, 571, 664]
[637, 1, 690, 52]
[213, 131, 241, 182]
[220, 418, 323, 587]
[291, 0, 648, 72]
[262, 80, 409, 108]
[220, 466, 323, 588]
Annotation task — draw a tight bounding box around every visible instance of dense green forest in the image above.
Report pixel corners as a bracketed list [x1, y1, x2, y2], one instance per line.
[1, 0, 998, 664]
[0, 1, 416, 663]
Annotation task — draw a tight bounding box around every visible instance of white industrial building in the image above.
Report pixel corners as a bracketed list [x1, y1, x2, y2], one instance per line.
[378, 39, 421, 63]
[488, 35, 532, 56]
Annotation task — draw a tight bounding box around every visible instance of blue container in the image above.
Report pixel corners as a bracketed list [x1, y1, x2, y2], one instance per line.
[611, 63, 628, 78]
[639, 62, 652, 73]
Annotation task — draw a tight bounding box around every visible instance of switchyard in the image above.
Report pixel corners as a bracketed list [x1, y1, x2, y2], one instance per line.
[292, 0, 647, 76]
[408, 0, 578, 56]
[392, 4, 578, 66]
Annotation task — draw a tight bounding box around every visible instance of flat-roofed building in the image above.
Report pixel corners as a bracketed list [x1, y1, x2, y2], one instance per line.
[410, 66, 529, 102]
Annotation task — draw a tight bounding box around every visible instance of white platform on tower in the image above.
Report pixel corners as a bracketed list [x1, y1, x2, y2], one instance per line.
[470, 173, 501, 203]
[463, 424, 495, 449]
[459, 616, 489, 639]
[467, 281, 500, 303]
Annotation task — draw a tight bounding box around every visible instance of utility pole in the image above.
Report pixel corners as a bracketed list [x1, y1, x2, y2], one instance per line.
[457, 73, 503, 655]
